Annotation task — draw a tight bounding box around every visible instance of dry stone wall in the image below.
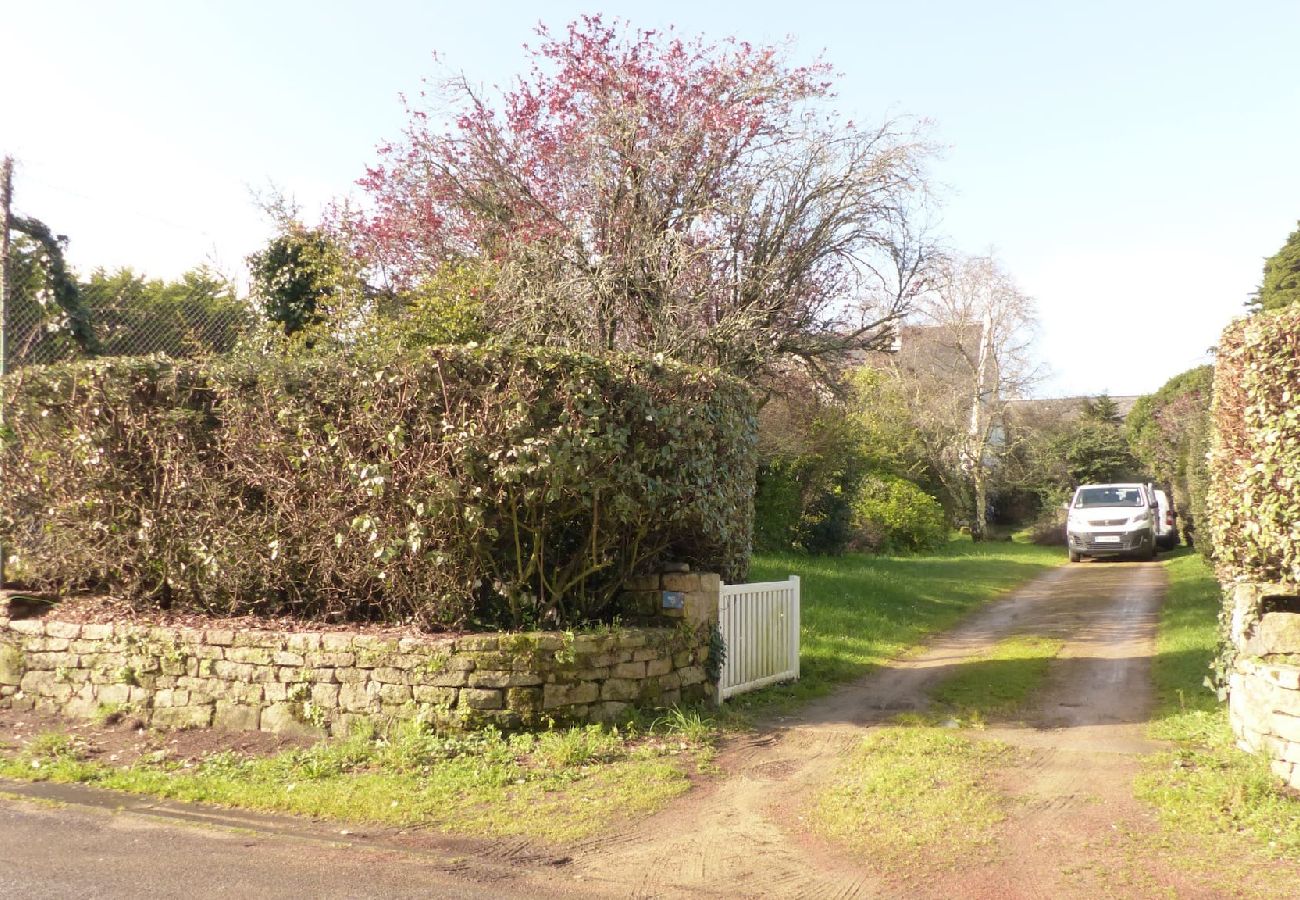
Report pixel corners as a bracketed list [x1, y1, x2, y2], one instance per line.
[0, 574, 721, 736]
[1227, 582, 1300, 790]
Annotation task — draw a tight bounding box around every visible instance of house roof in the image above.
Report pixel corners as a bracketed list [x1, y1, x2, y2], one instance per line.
[1004, 395, 1141, 422]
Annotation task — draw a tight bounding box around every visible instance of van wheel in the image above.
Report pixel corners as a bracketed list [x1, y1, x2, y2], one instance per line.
[1069, 550, 1081, 563]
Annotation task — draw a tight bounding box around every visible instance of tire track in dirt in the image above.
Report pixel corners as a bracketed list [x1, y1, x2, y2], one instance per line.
[903, 563, 1187, 898]
[568, 564, 1101, 897]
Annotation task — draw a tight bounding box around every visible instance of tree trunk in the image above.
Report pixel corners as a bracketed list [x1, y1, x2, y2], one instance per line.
[970, 467, 988, 542]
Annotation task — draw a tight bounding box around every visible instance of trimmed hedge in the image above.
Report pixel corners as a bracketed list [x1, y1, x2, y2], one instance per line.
[1208, 306, 1300, 584]
[1185, 407, 1214, 559]
[1126, 365, 1214, 556]
[0, 347, 756, 629]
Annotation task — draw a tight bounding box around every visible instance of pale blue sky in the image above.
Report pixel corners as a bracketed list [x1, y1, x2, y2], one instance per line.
[3, 0, 1298, 396]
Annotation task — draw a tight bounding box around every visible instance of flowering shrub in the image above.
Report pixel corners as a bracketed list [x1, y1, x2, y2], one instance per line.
[342, 16, 932, 383]
[0, 346, 756, 629]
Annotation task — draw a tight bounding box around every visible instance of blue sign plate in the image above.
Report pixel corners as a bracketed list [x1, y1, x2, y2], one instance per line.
[661, 590, 685, 609]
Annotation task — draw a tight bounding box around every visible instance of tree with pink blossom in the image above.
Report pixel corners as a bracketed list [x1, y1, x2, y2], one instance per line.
[339, 15, 936, 382]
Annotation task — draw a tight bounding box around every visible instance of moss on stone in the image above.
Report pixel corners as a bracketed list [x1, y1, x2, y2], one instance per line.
[0, 645, 26, 686]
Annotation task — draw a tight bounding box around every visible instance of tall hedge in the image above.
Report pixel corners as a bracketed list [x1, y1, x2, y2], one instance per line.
[1126, 365, 1214, 553]
[0, 347, 756, 629]
[1208, 306, 1300, 584]
[1185, 407, 1215, 560]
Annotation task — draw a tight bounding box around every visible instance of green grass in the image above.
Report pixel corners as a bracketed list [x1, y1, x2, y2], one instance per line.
[0, 719, 709, 843]
[1147, 549, 1228, 744]
[812, 726, 1017, 871]
[928, 634, 1065, 726]
[1135, 548, 1300, 858]
[738, 537, 1063, 713]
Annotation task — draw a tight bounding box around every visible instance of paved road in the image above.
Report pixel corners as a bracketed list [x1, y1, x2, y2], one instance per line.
[0, 781, 582, 899]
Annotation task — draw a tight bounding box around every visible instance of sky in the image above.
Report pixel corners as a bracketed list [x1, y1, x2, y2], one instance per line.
[3, 0, 1298, 398]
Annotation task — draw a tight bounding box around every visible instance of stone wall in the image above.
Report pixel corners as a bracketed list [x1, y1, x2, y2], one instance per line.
[1226, 582, 1300, 790]
[0, 571, 722, 736]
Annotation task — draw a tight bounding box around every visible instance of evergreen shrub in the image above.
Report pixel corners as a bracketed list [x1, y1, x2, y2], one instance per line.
[850, 474, 948, 554]
[0, 346, 756, 629]
[1208, 306, 1300, 584]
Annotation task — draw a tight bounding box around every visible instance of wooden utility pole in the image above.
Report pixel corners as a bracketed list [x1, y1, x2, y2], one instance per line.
[0, 155, 11, 586]
[0, 155, 10, 380]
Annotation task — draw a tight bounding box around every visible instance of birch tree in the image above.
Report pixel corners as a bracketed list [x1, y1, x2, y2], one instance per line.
[890, 253, 1040, 539]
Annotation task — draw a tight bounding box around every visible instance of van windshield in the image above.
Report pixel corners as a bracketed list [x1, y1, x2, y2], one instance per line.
[1074, 487, 1144, 508]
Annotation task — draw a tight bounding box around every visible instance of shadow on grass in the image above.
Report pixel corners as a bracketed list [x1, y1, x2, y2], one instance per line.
[795, 646, 1214, 732]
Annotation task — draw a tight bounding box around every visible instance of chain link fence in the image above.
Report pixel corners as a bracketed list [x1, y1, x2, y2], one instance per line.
[3, 227, 253, 373]
[1, 160, 257, 584]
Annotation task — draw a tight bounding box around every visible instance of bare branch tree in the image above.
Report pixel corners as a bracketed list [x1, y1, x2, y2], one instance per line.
[887, 253, 1043, 539]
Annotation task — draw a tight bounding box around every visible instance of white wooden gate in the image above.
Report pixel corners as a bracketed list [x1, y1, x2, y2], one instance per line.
[717, 576, 800, 700]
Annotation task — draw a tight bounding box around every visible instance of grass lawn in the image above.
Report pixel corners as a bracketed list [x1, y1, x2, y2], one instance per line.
[739, 537, 1063, 714]
[0, 717, 711, 843]
[927, 634, 1065, 726]
[1136, 548, 1300, 858]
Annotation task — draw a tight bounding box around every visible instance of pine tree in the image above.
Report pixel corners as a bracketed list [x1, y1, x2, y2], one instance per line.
[1082, 393, 1122, 424]
[1253, 221, 1300, 312]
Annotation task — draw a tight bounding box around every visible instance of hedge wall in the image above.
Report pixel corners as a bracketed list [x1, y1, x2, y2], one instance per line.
[0, 347, 756, 629]
[1208, 306, 1300, 584]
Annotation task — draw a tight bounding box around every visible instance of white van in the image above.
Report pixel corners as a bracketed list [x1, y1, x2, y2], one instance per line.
[1066, 483, 1158, 562]
[1153, 489, 1179, 550]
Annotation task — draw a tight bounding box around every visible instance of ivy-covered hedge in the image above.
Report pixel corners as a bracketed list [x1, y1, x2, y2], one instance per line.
[0, 347, 756, 629]
[1208, 306, 1300, 584]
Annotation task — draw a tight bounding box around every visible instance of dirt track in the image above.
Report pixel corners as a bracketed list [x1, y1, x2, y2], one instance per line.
[563, 560, 1261, 898]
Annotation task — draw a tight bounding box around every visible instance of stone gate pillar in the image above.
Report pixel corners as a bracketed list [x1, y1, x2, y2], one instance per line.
[620, 565, 720, 627]
[619, 565, 721, 705]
